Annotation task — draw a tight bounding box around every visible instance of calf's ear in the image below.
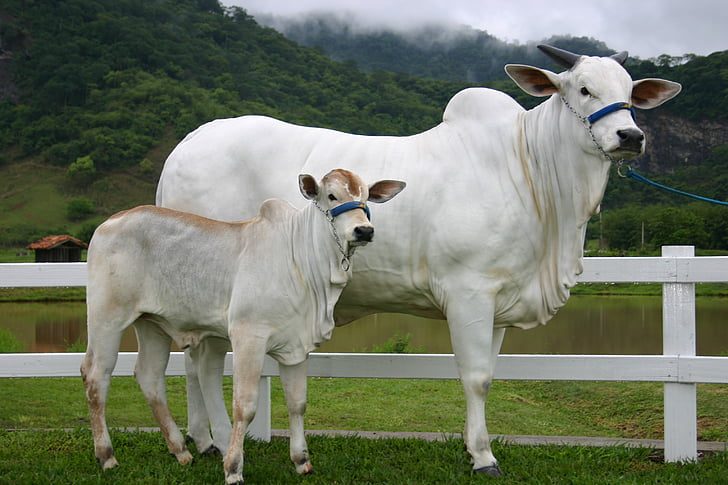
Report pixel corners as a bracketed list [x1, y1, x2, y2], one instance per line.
[299, 174, 319, 200]
[631, 79, 682, 109]
[368, 180, 406, 203]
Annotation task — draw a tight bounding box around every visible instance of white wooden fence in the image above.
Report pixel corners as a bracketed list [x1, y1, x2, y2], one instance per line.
[1, 246, 727, 463]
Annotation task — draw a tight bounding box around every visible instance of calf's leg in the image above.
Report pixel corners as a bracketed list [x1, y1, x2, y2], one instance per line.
[224, 326, 268, 484]
[280, 359, 312, 474]
[81, 320, 128, 469]
[133, 319, 192, 465]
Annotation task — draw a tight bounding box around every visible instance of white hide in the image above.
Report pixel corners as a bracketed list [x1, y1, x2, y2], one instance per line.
[157, 54, 681, 471]
[82, 170, 404, 482]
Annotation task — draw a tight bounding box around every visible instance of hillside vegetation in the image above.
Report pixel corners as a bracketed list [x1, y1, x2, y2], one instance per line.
[0, 0, 727, 253]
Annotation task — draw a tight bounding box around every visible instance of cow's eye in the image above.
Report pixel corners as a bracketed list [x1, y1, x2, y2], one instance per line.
[328, 194, 337, 201]
[580, 87, 591, 96]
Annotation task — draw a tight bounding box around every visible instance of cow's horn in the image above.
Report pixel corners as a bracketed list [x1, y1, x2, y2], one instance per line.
[537, 44, 581, 69]
[610, 51, 629, 65]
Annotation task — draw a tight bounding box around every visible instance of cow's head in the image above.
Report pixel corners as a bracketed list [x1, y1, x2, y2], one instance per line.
[505, 44, 681, 160]
[299, 169, 406, 249]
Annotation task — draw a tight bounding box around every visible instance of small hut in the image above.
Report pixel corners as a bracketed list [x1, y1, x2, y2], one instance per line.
[27, 235, 88, 263]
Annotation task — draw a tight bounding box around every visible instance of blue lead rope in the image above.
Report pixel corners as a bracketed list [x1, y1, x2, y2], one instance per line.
[623, 166, 728, 206]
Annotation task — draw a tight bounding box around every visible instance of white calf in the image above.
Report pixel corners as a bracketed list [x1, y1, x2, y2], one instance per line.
[80, 169, 405, 483]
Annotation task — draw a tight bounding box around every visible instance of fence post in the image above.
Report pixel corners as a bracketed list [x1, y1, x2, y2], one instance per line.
[662, 245, 697, 462]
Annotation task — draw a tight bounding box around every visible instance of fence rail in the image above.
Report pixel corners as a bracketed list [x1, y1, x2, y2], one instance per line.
[1, 246, 727, 463]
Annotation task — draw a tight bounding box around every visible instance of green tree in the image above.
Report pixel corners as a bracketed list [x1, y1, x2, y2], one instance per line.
[67, 155, 97, 185]
[66, 197, 95, 221]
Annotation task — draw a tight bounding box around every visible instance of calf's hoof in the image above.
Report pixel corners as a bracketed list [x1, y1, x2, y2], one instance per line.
[225, 472, 244, 484]
[295, 460, 314, 475]
[100, 456, 119, 470]
[175, 449, 194, 465]
[474, 464, 502, 477]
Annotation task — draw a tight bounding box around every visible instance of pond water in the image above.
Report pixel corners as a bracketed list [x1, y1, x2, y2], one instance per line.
[1, 295, 726, 355]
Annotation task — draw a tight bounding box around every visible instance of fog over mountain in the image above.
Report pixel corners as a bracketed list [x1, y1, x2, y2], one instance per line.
[226, 0, 728, 59]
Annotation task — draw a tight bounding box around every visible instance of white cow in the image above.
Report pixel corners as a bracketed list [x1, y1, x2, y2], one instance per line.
[156, 45, 681, 475]
[81, 169, 406, 483]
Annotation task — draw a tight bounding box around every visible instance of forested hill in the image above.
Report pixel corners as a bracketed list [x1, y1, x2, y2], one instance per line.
[0, 0, 727, 252]
[266, 14, 617, 83]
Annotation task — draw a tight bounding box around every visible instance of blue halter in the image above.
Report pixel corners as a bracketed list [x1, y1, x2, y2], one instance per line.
[329, 201, 371, 220]
[587, 102, 636, 124]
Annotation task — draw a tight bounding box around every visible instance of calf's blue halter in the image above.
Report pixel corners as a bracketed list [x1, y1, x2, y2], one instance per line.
[329, 201, 371, 220]
[313, 199, 372, 272]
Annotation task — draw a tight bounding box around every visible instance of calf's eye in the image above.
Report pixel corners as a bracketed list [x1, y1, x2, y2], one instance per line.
[580, 87, 591, 96]
[328, 194, 337, 201]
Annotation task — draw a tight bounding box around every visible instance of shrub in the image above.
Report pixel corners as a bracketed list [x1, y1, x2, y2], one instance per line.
[138, 157, 154, 174]
[66, 197, 95, 221]
[0, 329, 23, 352]
[370, 333, 424, 354]
[66, 155, 97, 185]
[76, 218, 103, 244]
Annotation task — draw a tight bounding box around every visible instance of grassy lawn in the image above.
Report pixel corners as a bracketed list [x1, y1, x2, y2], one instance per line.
[1, 429, 727, 484]
[0, 376, 726, 483]
[2, 283, 728, 301]
[0, 377, 726, 442]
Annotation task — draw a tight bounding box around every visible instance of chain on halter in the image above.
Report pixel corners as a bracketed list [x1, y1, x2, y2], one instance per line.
[560, 96, 642, 178]
[312, 200, 354, 271]
[560, 96, 622, 165]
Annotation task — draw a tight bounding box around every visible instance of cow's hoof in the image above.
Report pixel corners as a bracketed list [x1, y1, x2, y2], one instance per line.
[201, 444, 222, 456]
[175, 450, 194, 465]
[100, 456, 119, 470]
[474, 464, 502, 477]
[295, 461, 313, 475]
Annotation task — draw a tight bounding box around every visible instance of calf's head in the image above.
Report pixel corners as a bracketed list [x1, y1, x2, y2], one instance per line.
[298, 169, 406, 248]
[505, 44, 682, 160]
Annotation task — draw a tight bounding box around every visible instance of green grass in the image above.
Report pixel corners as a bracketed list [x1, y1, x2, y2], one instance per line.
[0, 429, 726, 484]
[0, 377, 726, 482]
[0, 161, 157, 248]
[0, 287, 86, 302]
[570, 282, 728, 297]
[2, 283, 727, 302]
[1, 377, 726, 442]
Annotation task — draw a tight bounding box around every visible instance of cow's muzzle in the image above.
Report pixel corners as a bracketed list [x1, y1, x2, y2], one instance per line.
[353, 225, 374, 244]
[617, 128, 645, 153]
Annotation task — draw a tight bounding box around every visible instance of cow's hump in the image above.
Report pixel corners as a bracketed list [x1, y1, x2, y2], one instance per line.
[443, 87, 521, 123]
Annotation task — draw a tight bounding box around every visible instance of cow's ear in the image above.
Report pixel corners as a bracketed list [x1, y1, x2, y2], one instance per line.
[505, 64, 561, 97]
[631, 78, 682, 109]
[368, 180, 406, 203]
[299, 174, 319, 200]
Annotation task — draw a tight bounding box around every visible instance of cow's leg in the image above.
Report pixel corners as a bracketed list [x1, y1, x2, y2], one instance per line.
[81, 322, 127, 470]
[223, 326, 267, 485]
[184, 345, 215, 454]
[133, 318, 193, 465]
[195, 337, 233, 455]
[444, 289, 503, 476]
[279, 359, 312, 474]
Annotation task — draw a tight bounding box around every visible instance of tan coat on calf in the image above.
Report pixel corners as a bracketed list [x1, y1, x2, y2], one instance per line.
[80, 169, 405, 484]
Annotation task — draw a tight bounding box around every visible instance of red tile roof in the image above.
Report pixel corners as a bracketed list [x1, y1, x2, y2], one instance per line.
[27, 235, 88, 250]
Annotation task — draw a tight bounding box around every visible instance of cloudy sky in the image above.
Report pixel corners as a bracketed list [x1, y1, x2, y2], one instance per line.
[225, 0, 727, 59]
